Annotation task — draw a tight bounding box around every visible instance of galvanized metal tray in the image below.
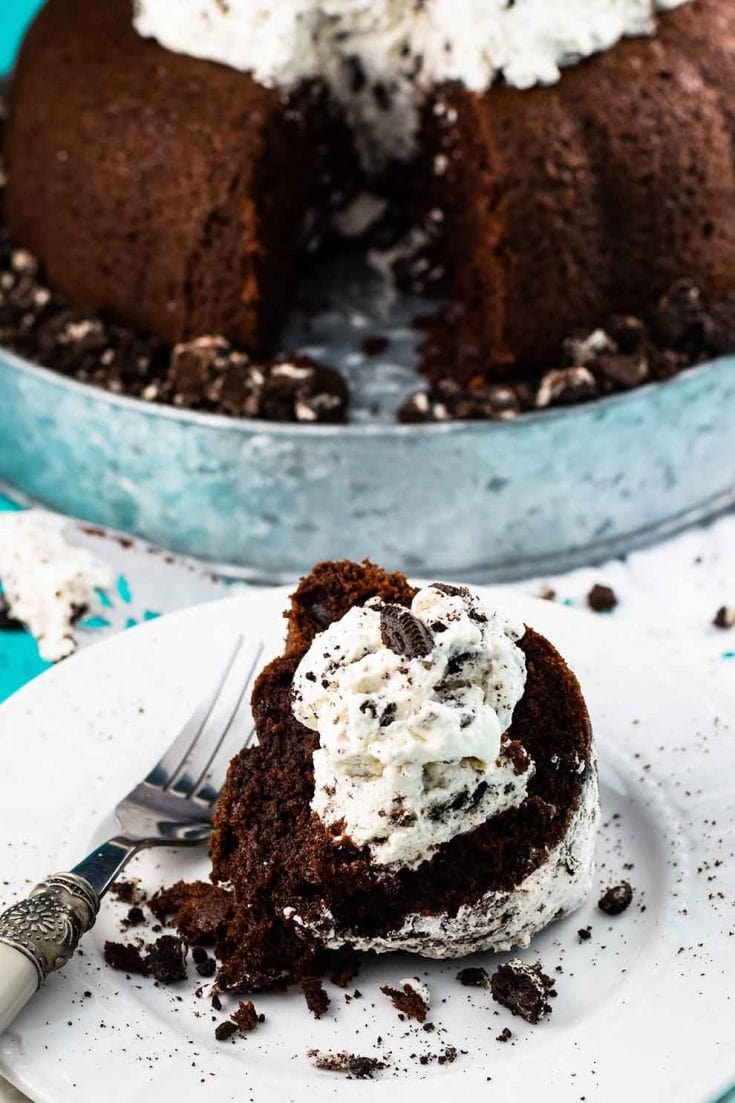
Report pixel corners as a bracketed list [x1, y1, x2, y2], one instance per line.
[0, 255, 734, 582]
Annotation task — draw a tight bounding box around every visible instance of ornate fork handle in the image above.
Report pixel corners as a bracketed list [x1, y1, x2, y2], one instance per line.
[0, 873, 99, 1033]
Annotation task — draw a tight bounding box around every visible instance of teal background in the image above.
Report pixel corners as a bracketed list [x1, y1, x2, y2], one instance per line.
[0, 0, 43, 72]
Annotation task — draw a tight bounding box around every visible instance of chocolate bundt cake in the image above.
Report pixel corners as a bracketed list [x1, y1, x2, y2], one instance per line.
[157, 561, 599, 993]
[5, 0, 735, 387]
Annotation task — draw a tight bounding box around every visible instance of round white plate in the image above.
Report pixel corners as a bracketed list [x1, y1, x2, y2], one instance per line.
[0, 589, 733, 1103]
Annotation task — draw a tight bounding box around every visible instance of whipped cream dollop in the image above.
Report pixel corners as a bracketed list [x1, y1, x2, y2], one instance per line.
[0, 511, 112, 661]
[134, 0, 691, 165]
[292, 583, 530, 870]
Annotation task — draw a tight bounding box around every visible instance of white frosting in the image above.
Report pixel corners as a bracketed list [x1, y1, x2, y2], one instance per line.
[0, 512, 112, 662]
[292, 584, 529, 870]
[133, 0, 691, 165]
[308, 766, 600, 958]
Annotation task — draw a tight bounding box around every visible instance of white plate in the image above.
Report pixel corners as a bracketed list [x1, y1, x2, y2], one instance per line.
[0, 589, 733, 1103]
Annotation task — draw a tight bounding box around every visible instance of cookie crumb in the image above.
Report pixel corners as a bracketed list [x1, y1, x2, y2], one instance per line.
[713, 606, 735, 630]
[598, 881, 634, 916]
[490, 960, 555, 1024]
[307, 1050, 387, 1079]
[587, 584, 618, 612]
[381, 978, 430, 1022]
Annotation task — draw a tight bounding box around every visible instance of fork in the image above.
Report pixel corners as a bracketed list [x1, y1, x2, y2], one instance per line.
[0, 634, 263, 1034]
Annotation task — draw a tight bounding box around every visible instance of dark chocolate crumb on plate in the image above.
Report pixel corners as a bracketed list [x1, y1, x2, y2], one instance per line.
[497, 1027, 513, 1042]
[300, 976, 330, 1019]
[122, 906, 146, 929]
[380, 605, 433, 658]
[456, 966, 490, 988]
[490, 960, 555, 1024]
[215, 1020, 238, 1042]
[598, 881, 634, 916]
[587, 584, 618, 613]
[144, 935, 188, 983]
[713, 606, 735, 630]
[578, 926, 592, 942]
[307, 1050, 387, 1079]
[103, 935, 187, 983]
[381, 981, 429, 1023]
[103, 941, 147, 976]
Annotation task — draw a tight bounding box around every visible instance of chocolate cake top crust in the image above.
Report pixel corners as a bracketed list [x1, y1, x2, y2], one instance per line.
[202, 560, 593, 993]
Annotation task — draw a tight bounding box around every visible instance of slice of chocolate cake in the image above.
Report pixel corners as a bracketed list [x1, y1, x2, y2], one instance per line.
[177, 561, 599, 994]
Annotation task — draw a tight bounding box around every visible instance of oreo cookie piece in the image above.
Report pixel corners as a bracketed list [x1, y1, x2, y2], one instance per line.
[380, 605, 434, 658]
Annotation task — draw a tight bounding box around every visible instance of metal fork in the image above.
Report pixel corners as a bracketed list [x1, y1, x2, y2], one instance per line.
[0, 634, 263, 1034]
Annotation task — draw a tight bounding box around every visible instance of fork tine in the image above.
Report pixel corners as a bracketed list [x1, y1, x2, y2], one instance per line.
[168, 639, 264, 800]
[144, 635, 245, 789]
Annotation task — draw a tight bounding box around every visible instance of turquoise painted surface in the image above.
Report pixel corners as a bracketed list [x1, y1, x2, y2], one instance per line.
[0, 0, 43, 73]
[0, 492, 163, 702]
[0, 491, 49, 699]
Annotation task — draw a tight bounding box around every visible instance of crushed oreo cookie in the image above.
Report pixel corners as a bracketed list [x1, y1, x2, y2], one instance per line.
[456, 966, 490, 988]
[489, 960, 556, 1024]
[399, 378, 522, 423]
[598, 881, 634, 916]
[307, 1050, 388, 1079]
[380, 604, 433, 658]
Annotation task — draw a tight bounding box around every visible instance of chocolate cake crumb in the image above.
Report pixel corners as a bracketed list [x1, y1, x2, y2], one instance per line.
[381, 980, 429, 1023]
[587, 584, 618, 613]
[490, 961, 555, 1024]
[103, 941, 147, 976]
[456, 966, 490, 988]
[713, 606, 735, 630]
[300, 976, 330, 1019]
[497, 1027, 513, 1042]
[578, 926, 592, 942]
[231, 1000, 263, 1033]
[110, 880, 145, 905]
[214, 1021, 238, 1042]
[104, 935, 186, 984]
[144, 936, 188, 983]
[307, 1050, 387, 1079]
[380, 605, 433, 658]
[122, 906, 146, 929]
[195, 956, 217, 978]
[598, 881, 634, 916]
[150, 880, 233, 942]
